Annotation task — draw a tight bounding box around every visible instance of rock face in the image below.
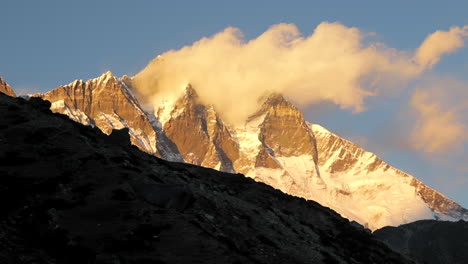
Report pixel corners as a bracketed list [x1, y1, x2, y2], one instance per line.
[0, 93, 414, 263]
[161, 85, 238, 171]
[238, 94, 325, 198]
[0, 77, 16, 97]
[37, 73, 468, 230]
[374, 220, 468, 264]
[38, 71, 158, 155]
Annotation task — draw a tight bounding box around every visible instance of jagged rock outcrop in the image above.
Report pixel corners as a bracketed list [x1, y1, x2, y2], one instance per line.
[161, 85, 238, 171]
[0, 93, 415, 263]
[37, 71, 158, 155]
[0, 77, 16, 97]
[374, 220, 468, 264]
[233, 93, 325, 198]
[36, 73, 468, 230]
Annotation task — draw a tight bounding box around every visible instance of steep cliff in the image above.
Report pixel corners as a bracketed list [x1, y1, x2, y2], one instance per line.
[38, 72, 158, 154]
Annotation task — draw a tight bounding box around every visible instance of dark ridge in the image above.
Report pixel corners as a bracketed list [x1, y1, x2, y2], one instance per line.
[0, 93, 414, 263]
[374, 219, 468, 264]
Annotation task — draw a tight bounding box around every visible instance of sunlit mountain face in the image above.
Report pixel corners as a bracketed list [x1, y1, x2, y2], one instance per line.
[0, 92, 418, 263]
[35, 70, 468, 230]
[3, 21, 463, 230]
[0, 77, 16, 97]
[2, 17, 468, 263]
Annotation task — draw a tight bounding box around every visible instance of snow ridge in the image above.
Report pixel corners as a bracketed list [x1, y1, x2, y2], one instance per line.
[37, 75, 468, 230]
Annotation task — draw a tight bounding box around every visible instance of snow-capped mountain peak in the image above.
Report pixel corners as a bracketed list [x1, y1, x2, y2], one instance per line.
[36, 73, 158, 154]
[36, 74, 468, 230]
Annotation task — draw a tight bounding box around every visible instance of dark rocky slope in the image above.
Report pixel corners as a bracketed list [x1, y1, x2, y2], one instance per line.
[374, 220, 468, 264]
[0, 93, 413, 263]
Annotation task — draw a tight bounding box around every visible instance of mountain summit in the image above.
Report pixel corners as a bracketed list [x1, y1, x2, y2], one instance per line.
[0, 77, 16, 97]
[35, 73, 468, 230]
[0, 92, 415, 263]
[39, 71, 157, 154]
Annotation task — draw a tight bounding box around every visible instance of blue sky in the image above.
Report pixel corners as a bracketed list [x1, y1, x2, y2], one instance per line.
[1, 1, 467, 207]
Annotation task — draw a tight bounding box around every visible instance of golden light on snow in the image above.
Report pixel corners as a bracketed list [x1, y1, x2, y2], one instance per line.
[133, 22, 468, 124]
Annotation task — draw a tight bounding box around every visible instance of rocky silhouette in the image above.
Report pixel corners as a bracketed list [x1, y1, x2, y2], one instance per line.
[0, 91, 416, 263]
[374, 220, 468, 264]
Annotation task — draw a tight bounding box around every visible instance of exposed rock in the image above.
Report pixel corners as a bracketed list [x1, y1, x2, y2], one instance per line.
[36, 71, 158, 155]
[258, 94, 318, 158]
[36, 74, 468, 230]
[0, 77, 16, 97]
[0, 93, 415, 263]
[163, 85, 212, 165]
[246, 94, 325, 197]
[162, 85, 239, 172]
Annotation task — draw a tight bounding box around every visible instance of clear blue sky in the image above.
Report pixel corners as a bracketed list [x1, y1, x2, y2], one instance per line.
[1, 0, 467, 207]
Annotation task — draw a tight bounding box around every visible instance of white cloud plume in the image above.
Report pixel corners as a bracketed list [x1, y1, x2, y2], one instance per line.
[133, 22, 468, 123]
[414, 26, 468, 69]
[409, 79, 468, 154]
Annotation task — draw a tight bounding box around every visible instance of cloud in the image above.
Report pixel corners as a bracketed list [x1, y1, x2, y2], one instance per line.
[409, 79, 468, 154]
[133, 22, 468, 123]
[414, 26, 468, 69]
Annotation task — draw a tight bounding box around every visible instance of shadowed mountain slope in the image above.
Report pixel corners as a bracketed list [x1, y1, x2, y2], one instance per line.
[374, 220, 468, 264]
[0, 93, 414, 263]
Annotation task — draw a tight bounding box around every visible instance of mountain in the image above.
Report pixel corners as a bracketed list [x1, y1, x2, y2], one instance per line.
[374, 220, 468, 264]
[37, 72, 183, 162]
[37, 72, 157, 155]
[35, 72, 468, 230]
[0, 92, 414, 263]
[0, 77, 16, 97]
[311, 124, 468, 229]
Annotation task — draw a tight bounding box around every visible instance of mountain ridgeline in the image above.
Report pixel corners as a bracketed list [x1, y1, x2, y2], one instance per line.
[0, 88, 416, 263]
[34, 72, 468, 230]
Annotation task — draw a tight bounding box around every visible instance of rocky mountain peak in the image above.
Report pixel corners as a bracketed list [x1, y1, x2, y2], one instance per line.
[163, 84, 200, 115]
[169, 84, 203, 120]
[183, 84, 198, 99]
[249, 93, 303, 123]
[35, 72, 468, 231]
[0, 77, 16, 97]
[163, 85, 216, 166]
[103, 70, 114, 77]
[258, 93, 318, 157]
[89, 71, 119, 88]
[120, 74, 133, 87]
[0, 92, 415, 263]
[263, 93, 292, 107]
[37, 73, 158, 155]
[99, 70, 115, 79]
